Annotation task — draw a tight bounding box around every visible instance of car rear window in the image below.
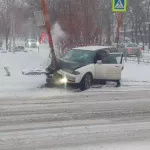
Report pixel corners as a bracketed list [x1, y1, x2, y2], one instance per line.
[28, 39, 36, 42]
[126, 44, 138, 47]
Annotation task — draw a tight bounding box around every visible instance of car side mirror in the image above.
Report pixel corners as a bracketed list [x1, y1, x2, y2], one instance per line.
[97, 60, 102, 64]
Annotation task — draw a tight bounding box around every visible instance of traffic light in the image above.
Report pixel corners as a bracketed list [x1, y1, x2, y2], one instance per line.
[40, 32, 45, 44]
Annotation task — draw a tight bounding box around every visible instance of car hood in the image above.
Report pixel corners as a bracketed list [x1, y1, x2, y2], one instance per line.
[57, 58, 86, 71]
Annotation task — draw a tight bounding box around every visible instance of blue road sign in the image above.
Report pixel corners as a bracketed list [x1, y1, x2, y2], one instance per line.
[112, 0, 127, 12]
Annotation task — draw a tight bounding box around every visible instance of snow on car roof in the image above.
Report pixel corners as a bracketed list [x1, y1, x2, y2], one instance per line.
[73, 46, 113, 51]
[27, 39, 36, 41]
[110, 52, 123, 55]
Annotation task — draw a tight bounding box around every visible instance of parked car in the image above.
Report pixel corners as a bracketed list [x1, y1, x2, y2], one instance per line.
[119, 37, 132, 44]
[46, 46, 123, 91]
[25, 39, 39, 48]
[119, 43, 142, 57]
[15, 46, 25, 51]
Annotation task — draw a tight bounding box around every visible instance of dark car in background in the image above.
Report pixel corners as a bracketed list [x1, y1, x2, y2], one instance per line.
[119, 43, 142, 57]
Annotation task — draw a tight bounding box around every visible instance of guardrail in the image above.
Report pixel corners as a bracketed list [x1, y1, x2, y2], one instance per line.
[126, 57, 150, 64]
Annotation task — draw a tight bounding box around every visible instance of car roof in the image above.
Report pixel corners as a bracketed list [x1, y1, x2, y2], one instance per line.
[73, 46, 114, 51]
[124, 42, 135, 44]
[110, 52, 123, 55]
[125, 43, 138, 46]
[27, 39, 36, 41]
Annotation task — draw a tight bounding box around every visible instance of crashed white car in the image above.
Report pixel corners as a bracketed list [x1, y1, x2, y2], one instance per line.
[47, 46, 124, 91]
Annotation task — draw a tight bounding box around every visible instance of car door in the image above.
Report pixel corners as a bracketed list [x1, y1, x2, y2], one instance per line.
[95, 53, 123, 80]
[94, 50, 110, 80]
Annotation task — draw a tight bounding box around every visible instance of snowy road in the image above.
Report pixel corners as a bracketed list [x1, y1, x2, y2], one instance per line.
[1, 90, 150, 150]
[1, 46, 150, 149]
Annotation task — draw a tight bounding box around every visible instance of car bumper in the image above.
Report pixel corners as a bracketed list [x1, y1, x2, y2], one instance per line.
[30, 45, 38, 48]
[127, 52, 141, 56]
[57, 70, 81, 84]
[46, 70, 82, 85]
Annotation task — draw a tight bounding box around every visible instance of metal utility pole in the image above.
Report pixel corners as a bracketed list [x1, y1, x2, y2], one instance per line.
[116, 13, 121, 51]
[41, 0, 57, 69]
[113, 13, 116, 43]
[149, 24, 150, 50]
[10, 11, 16, 53]
[123, 23, 126, 41]
[37, 36, 39, 53]
[146, 22, 150, 50]
[12, 13, 16, 53]
[9, 16, 12, 52]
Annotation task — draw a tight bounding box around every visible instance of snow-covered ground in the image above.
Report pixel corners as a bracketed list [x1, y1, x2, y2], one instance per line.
[0, 44, 74, 98]
[1, 43, 150, 98]
[54, 141, 150, 150]
[122, 62, 150, 84]
[0, 51, 46, 91]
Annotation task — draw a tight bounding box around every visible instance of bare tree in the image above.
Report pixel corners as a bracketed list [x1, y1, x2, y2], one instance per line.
[0, 0, 26, 50]
[127, 0, 150, 45]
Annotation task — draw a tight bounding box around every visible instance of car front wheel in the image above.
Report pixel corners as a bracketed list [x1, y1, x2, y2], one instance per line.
[80, 73, 92, 91]
[116, 80, 121, 87]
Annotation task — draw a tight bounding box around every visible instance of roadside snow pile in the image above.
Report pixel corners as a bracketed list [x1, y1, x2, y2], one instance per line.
[0, 51, 48, 93]
[22, 68, 46, 75]
[122, 62, 150, 82]
[0, 49, 75, 98]
[122, 61, 150, 86]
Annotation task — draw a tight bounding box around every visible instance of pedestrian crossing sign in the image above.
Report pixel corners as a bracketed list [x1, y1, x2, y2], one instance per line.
[112, 0, 127, 12]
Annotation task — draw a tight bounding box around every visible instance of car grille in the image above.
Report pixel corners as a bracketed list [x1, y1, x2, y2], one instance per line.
[54, 72, 63, 79]
[66, 75, 76, 82]
[31, 43, 37, 46]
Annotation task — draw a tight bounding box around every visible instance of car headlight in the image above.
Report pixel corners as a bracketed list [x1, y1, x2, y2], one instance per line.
[37, 42, 39, 46]
[59, 77, 68, 84]
[73, 71, 80, 75]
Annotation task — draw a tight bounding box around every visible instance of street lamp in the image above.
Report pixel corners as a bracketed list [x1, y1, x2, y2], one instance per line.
[123, 22, 127, 41]
[145, 22, 150, 50]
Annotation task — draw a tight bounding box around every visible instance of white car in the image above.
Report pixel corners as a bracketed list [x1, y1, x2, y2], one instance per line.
[25, 39, 39, 48]
[47, 46, 123, 91]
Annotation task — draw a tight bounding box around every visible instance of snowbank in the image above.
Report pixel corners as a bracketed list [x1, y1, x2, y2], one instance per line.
[122, 62, 150, 82]
[1, 49, 150, 98]
[0, 51, 47, 93]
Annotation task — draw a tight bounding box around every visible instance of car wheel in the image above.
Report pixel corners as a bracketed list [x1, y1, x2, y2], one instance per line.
[80, 73, 92, 91]
[116, 80, 121, 87]
[46, 78, 54, 87]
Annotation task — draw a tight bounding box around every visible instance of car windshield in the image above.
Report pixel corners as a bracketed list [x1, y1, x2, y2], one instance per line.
[28, 39, 36, 42]
[63, 49, 95, 64]
[126, 44, 138, 47]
